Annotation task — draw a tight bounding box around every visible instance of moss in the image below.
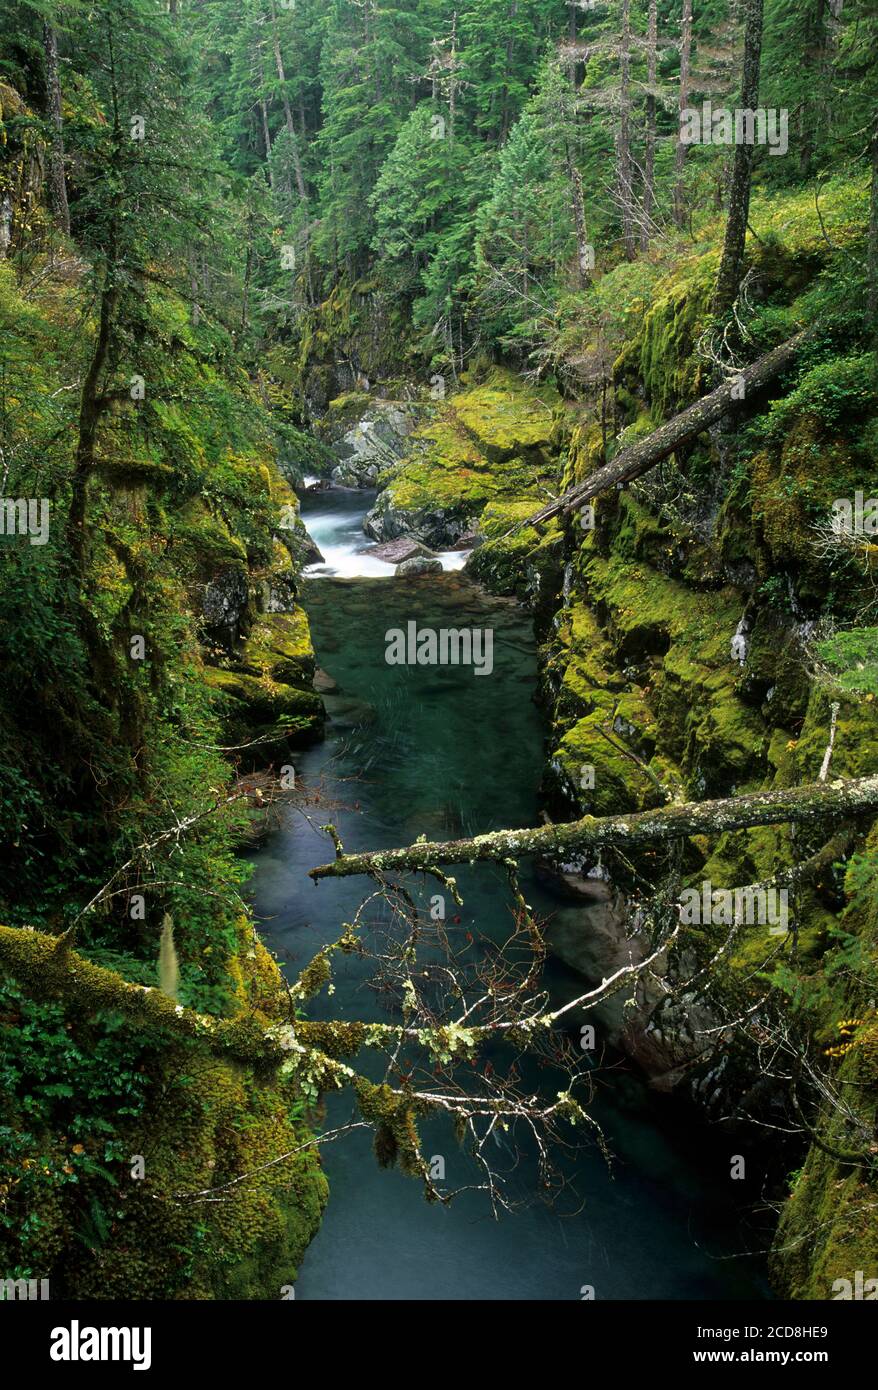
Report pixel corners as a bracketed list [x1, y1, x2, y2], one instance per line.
[295, 1020, 367, 1059]
[450, 368, 561, 461]
[614, 254, 714, 416]
[238, 609, 317, 687]
[370, 370, 563, 544]
[574, 546, 768, 793]
[0, 925, 329, 1299]
[170, 500, 249, 579]
[67, 1047, 327, 1301]
[294, 949, 331, 1002]
[555, 711, 663, 816]
[203, 665, 323, 749]
[609, 492, 722, 590]
[322, 390, 375, 436]
[353, 1078, 426, 1182]
[562, 421, 605, 492]
[467, 500, 563, 603]
[770, 823, 878, 1302]
[738, 610, 811, 726]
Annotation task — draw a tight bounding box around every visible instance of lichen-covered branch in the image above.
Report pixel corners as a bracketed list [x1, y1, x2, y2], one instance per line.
[309, 774, 878, 881]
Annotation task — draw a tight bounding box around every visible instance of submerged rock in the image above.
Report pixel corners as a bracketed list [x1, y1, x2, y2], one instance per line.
[313, 667, 338, 693]
[321, 693, 377, 729]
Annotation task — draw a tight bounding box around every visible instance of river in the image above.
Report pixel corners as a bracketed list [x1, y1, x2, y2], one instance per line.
[247, 487, 769, 1301]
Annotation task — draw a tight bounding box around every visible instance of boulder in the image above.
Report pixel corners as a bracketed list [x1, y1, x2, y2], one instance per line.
[323, 397, 420, 488]
[395, 556, 443, 576]
[364, 537, 432, 565]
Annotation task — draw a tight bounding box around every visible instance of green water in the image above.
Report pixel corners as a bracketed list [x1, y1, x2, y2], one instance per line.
[247, 490, 769, 1301]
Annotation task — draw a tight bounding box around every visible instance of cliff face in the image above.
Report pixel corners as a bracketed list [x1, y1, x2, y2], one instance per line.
[304, 179, 878, 1298]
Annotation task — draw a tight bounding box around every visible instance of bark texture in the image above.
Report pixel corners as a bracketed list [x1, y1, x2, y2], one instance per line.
[310, 774, 878, 881]
[673, 0, 693, 229]
[43, 23, 70, 235]
[711, 0, 765, 316]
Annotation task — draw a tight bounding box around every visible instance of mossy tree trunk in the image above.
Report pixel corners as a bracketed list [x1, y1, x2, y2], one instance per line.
[641, 0, 657, 251]
[868, 114, 878, 343]
[524, 331, 804, 528]
[42, 22, 70, 236]
[310, 774, 878, 881]
[616, 0, 636, 260]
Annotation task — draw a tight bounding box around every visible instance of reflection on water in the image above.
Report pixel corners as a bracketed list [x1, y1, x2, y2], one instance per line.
[246, 490, 769, 1301]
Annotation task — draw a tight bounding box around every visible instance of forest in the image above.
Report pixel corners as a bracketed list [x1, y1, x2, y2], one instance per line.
[0, 0, 877, 1317]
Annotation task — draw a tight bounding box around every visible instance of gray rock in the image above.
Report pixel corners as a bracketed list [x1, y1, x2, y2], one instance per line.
[364, 537, 431, 564]
[203, 566, 249, 645]
[395, 556, 443, 576]
[447, 529, 483, 551]
[363, 492, 478, 549]
[326, 401, 420, 488]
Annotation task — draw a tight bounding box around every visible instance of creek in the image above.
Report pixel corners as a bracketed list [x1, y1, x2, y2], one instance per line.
[247, 487, 769, 1301]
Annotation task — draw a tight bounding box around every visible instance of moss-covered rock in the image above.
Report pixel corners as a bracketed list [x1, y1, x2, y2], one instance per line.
[238, 610, 317, 687]
[0, 928, 328, 1300]
[204, 664, 323, 748]
[364, 369, 565, 549]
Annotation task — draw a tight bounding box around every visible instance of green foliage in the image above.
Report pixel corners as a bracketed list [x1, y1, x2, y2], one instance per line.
[0, 975, 151, 1275]
[766, 354, 878, 440]
[815, 628, 878, 698]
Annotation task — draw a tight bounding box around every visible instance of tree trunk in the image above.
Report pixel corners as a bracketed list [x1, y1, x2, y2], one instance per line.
[616, 0, 636, 259]
[241, 219, 253, 336]
[711, 0, 765, 317]
[799, 0, 828, 179]
[0, 924, 317, 1072]
[269, 2, 307, 201]
[43, 22, 70, 236]
[524, 331, 804, 527]
[310, 774, 878, 881]
[67, 273, 118, 575]
[641, 0, 657, 251]
[869, 116, 878, 345]
[569, 163, 591, 286]
[259, 98, 276, 193]
[673, 0, 693, 229]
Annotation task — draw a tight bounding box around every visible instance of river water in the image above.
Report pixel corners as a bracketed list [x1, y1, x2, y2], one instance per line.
[247, 488, 768, 1301]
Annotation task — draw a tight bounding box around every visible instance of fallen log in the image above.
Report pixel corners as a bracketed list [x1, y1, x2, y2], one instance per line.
[524, 331, 805, 529]
[310, 773, 878, 881]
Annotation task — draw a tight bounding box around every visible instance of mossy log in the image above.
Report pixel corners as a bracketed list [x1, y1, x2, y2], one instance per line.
[524, 332, 805, 528]
[0, 924, 302, 1068]
[310, 773, 878, 880]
